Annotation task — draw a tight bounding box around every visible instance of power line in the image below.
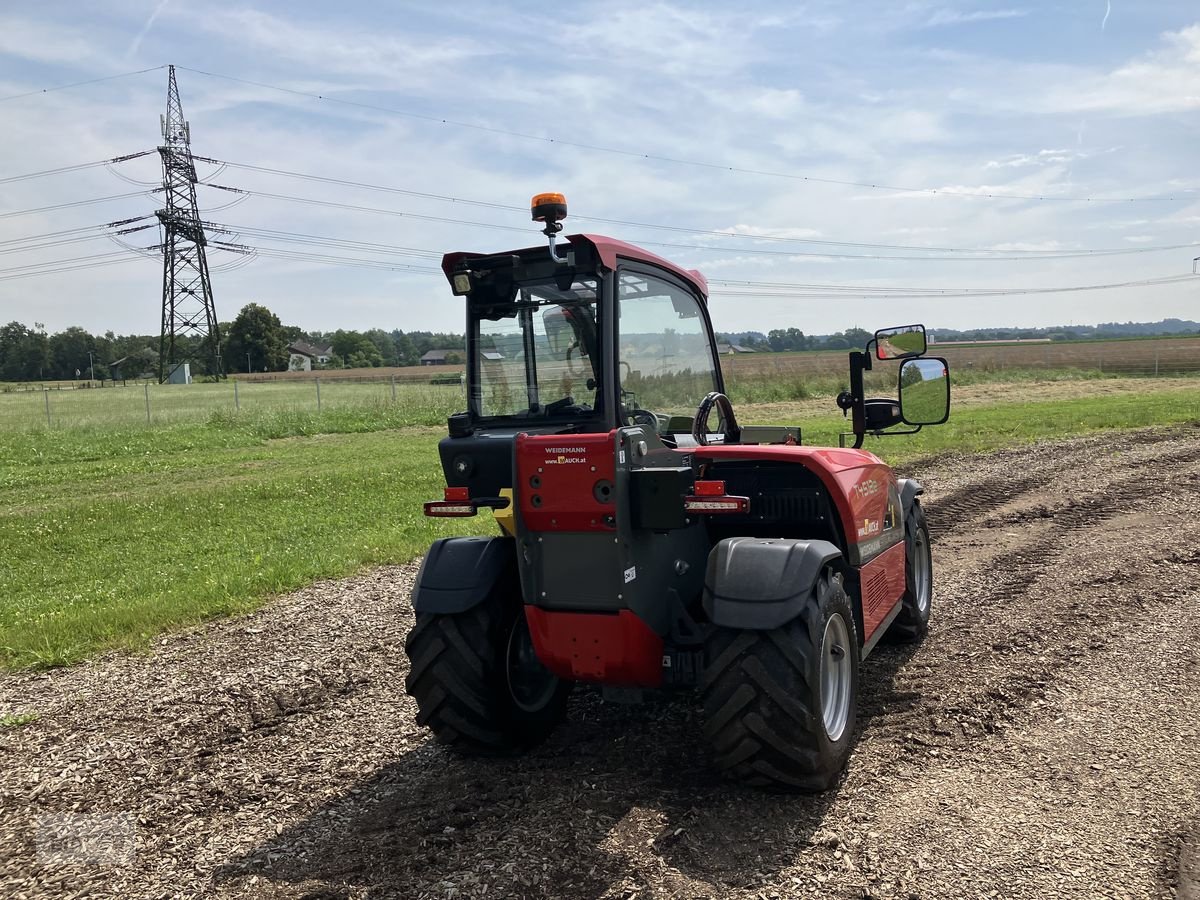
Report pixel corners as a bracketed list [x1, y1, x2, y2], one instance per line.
[0, 66, 167, 104]
[0, 150, 156, 185]
[0, 249, 154, 276]
[0, 220, 150, 246]
[203, 183, 1200, 262]
[0, 191, 157, 219]
[177, 66, 1186, 204]
[0, 256, 147, 283]
[708, 273, 1198, 300]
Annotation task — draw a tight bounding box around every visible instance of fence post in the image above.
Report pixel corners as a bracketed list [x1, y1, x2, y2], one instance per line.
[144, 382, 151, 423]
[316, 377, 321, 412]
[43, 389, 51, 427]
[234, 379, 240, 411]
[391, 374, 397, 403]
[1154, 352, 1159, 377]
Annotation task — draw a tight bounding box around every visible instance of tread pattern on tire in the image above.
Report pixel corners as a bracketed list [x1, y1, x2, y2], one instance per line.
[405, 601, 568, 756]
[405, 606, 510, 753]
[888, 500, 932, 642]
[700, 571, 857, 792]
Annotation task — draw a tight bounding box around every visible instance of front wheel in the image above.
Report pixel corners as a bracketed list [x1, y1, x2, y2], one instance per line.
[701, 568, 860, 792]
[404, 602, 571, 755]
[887, 501, 932, 642]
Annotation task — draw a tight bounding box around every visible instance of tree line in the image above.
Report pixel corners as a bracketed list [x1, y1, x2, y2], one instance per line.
[4, 303, 1197, 383]
[0, 303, 468, 382]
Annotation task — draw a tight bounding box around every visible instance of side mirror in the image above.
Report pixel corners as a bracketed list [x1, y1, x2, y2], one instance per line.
[875, 324, 927, 360]
[898, 357, 950, 425]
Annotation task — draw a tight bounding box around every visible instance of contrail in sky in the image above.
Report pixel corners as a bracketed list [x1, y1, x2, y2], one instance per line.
[127, 0, 171, 58]
[1101, 0, 1111, 31]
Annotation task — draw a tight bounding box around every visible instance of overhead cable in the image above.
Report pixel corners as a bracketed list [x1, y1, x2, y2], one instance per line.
[202, 184, 1200, 261]
[177, 66, 1186, 203]
[0, 191, 157, 219]
[0, 66, 167, 104]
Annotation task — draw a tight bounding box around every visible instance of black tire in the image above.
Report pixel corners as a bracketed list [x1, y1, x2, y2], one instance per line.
[404, 600, 571, 755]
[887, 501, 932, 643]
[700, 569, 859, 792]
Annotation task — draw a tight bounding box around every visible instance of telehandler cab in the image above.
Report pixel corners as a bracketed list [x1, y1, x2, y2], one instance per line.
[405, 193, 951, 790]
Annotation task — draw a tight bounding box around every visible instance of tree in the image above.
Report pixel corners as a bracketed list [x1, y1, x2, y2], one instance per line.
[843, 327, 871, 348]
[49, 327, 95, 380]
[767, 327, 809, 352]
[330, 330, 384, 368]
[225, 303, 288, 373]
[0, 322, 50, 381]
[364, 328, 398, 366]
[390, 330, 418, 366]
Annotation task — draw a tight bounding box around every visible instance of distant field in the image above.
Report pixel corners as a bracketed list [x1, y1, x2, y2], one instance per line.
[723, 334, 1200, 380]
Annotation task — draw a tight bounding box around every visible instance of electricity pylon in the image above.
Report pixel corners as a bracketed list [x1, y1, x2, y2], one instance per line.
[156, 65, 222, 382]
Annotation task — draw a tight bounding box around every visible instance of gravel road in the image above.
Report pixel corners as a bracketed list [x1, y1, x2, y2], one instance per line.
[2, 425, 1199, 899]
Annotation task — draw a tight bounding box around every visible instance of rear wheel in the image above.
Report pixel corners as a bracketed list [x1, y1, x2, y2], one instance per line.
[405, 601, 570, 755]
[887, 501, 932, 642]
[701, 569, 859, 792]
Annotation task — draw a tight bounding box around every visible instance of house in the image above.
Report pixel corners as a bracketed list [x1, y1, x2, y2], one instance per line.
[481, 350, 504, 362]
[288, 341, 333, 372]
[421, 349, 458, 366]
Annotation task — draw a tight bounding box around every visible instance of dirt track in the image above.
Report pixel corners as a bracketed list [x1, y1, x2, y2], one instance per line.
[3, 425, 1200, 899]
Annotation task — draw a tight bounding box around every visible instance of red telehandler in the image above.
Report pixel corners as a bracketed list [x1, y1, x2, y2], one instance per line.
[406, 194, 950, 790]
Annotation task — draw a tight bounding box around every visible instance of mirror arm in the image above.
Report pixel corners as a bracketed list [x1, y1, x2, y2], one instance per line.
[847, 349, 871, 449]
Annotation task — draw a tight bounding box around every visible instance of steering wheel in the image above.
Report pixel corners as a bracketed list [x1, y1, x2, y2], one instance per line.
[692, 392, 740, 446]
[629, 409, 658, 431]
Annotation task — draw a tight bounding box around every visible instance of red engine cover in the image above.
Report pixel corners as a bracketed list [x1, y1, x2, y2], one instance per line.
[858, 540, 906, 641]
[524, 606, 664, 687]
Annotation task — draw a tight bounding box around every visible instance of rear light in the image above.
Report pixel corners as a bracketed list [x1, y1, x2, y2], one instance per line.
[694, 479, 726, 496]
[424, 486, 478, 517]
[683, 496, 749, 514]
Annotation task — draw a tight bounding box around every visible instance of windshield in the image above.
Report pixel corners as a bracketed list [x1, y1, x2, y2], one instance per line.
[618, 271, 718, 420]
[471, 277, 600, 420]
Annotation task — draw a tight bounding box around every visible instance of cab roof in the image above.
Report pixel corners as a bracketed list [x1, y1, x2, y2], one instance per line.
[441, 233, 709, 300]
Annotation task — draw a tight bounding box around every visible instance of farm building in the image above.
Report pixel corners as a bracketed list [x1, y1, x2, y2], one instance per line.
[287, 341, 333, 372]
[421, 349, 458, 366]
[715, 342, 756, 355]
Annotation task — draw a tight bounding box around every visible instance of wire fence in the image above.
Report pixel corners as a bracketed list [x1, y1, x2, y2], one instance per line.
[3, 346, 1199, 432]
[0, 377, 466, 432]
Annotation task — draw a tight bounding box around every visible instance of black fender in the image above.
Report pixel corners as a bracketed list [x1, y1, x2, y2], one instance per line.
[702, 537, 842, 631]
[897, 478, 924, 520]
[412, 536, 516, 615]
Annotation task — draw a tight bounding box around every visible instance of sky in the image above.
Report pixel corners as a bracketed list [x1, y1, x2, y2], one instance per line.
[0, 0, 1198, 338]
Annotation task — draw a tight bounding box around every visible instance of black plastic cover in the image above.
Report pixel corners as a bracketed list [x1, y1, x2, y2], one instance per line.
[897, 477, 924, 518]
[631, 466, 693, 531]
[703, 537, 841, 630]
[411, 536, 516, 614]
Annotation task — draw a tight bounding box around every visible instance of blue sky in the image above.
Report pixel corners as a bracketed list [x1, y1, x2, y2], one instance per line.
[1, 1, 1197, 336]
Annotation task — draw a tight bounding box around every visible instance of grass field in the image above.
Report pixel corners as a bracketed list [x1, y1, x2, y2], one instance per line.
[2, 370, 1199, 670]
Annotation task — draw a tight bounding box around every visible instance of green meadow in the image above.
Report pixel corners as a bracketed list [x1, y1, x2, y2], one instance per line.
[2, 372, 1198, 669]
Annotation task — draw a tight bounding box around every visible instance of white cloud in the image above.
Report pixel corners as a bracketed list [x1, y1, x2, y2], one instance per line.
[923, 7, 1028, 27]
[1042, 24, 1200, 115]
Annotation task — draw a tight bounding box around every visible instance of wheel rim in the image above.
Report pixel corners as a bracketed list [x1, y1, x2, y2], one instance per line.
[911, 524, 932, 615]
[506, 614, 559, 713]
[820, 613, 852, 742]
